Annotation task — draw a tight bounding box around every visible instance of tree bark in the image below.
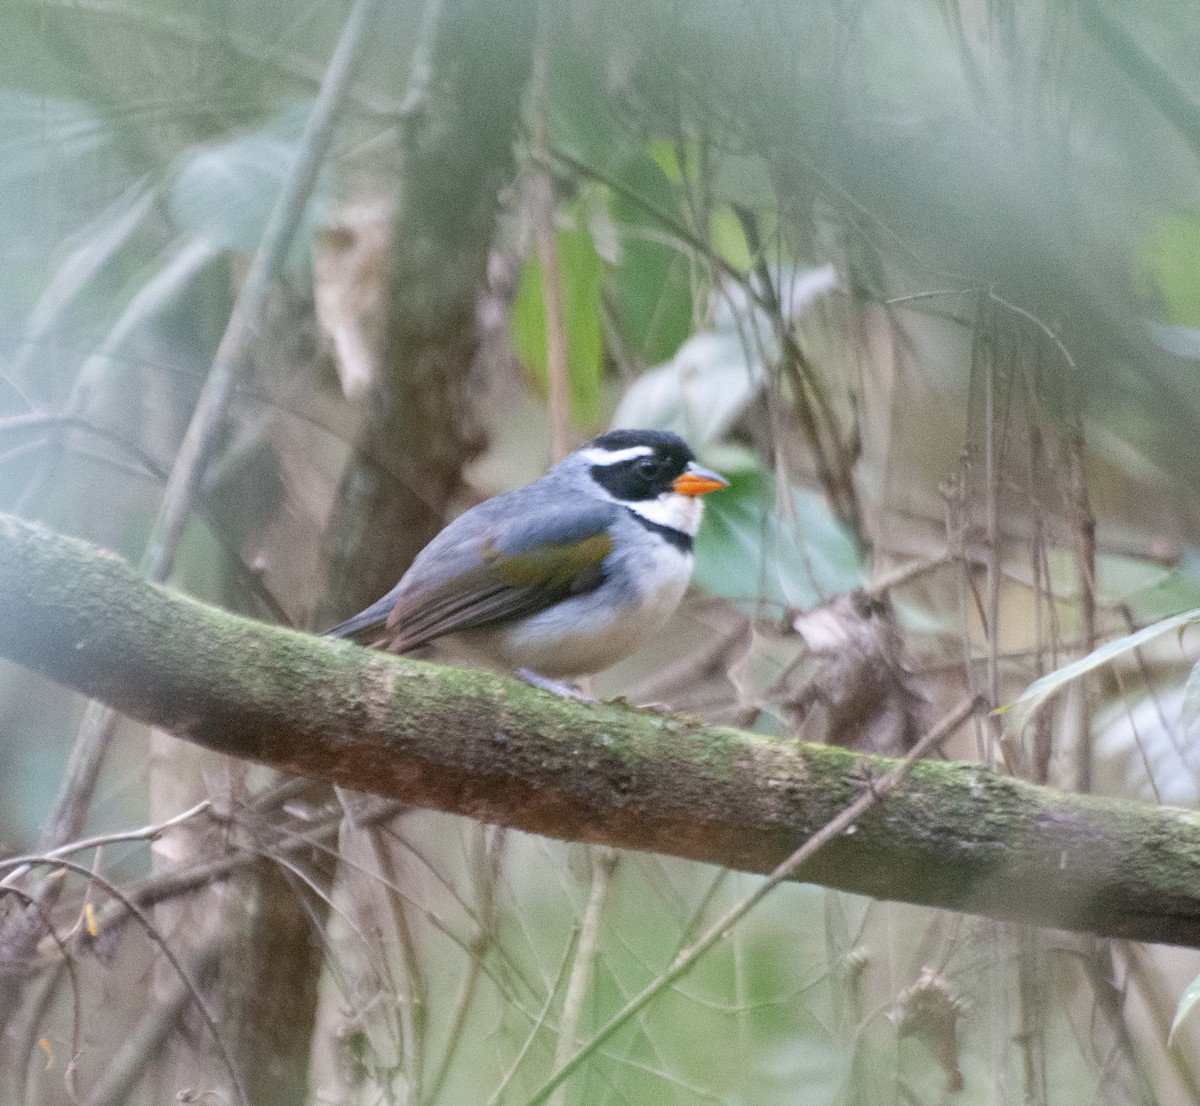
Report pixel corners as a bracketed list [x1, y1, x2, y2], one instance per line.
[319, 0, 536, 624]
[310, 4, 537, 1099]
[4, 510, 1200, 949]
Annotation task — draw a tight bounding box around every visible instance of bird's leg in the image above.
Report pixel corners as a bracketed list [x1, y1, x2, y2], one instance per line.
[515, 668, 596, 704]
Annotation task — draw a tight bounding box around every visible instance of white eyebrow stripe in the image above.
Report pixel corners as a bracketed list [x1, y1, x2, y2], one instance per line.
[578, 445, 654, 465]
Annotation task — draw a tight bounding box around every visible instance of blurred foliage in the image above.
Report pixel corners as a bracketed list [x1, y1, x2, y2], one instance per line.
[694, 462, 865, 611]
[168, 102, 328, 269]
[510, 221, 605, 426]
[6, 0, 1200, 1104]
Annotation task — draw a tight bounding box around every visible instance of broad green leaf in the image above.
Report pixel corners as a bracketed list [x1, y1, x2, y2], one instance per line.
[1170, 973, 1200, 1047]
[509, 226, 604, 428]
[1136, 210, 1200, 327]
[709, 204, 753, 270]
[694, 465, 864, 610]
[608, 154, 695, 364]
[648, 138, 687, 186]
[1003, 608, 1200, 734]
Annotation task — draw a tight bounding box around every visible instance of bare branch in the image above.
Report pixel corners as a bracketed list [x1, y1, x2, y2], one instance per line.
[0, 855, 247, 1106]
[1, 801, 213, 889]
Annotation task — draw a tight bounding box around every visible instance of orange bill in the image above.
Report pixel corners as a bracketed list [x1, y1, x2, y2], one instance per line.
[672, 462, 730, 497]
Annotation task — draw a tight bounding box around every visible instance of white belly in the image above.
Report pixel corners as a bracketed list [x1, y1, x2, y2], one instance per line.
[459, 545, 692, 678]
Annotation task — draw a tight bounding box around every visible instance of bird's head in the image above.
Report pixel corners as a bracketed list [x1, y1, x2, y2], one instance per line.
[567, 429, 729, 536]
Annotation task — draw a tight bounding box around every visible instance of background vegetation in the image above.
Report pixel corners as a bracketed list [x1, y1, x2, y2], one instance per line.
[3, 0, 1200, 1102]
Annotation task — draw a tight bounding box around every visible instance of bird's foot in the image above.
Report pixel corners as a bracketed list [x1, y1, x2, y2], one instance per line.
[516, 669, 596, 704]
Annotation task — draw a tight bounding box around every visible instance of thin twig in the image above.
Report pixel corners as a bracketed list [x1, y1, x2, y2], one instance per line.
[883, 285, 1079, 376]
[545, 147, 770, 314]
[522, 696, 980, 1106]
[396, 0, 445, 119]
[2, 800, 212, 889]
[1066, 399, 1097, 793]
[142, 0, 388, 581]
[530, 1, 573, 463]
[0, 858, 248, 1106]
[549, 847, 617, 1106]
[423, 825, 504, 1104]
[883, 289, 972, 307]
[865, 553, 954, 597]
[1, 888, 82, 1105]
[81, 940, 222, 1106]
[9, 182, 158, 384]
[12, 238, 218, 517]
[983, 305, 1001, 732]
[484, 932, 580, 1106]
[275, 827, 543, 1013]
[987, 288, 1078, 374]
[736, 205, 861, 538]
[365, 823, 428, 1100]
[35, 705, 120, 856]
[0, 414, 290, 622]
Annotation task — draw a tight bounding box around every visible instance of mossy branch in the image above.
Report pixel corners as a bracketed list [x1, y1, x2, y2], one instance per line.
[3, 511, 1200, 947]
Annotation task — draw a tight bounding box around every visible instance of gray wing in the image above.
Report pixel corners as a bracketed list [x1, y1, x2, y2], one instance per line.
[323, 487, 619, 652]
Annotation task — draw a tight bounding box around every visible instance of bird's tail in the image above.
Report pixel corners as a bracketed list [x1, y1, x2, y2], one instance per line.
[320, 594, 396, 643]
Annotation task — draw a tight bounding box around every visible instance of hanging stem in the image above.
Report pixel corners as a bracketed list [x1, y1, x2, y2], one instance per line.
[530, 1, 573, 463]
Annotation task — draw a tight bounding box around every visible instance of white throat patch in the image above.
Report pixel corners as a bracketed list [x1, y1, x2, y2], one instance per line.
[625, 492, 704, 536]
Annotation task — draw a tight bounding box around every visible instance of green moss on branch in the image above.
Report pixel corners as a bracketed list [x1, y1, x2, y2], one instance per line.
[3, 511, 1200, 947]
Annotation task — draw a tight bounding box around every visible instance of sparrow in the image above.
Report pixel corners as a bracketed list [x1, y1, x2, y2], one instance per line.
[323, 428, 728, 679]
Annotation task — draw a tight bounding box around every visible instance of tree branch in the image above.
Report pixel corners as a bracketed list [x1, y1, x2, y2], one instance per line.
[3, 511, 1200, 947]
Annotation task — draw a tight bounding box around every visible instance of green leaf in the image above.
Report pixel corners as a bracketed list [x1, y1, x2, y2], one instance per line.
[608, 154, 695, 364]
[1136, 210, 1200, 327]
[694, 465, 865, 610]
[1003, 608, 1200, 734]
[509, 226, 604, 428]
[709, 204, 753, 270]
[647, 138, 688, 185]
[1170, 973, 1200, 1047]
[611, 265, 837, 447]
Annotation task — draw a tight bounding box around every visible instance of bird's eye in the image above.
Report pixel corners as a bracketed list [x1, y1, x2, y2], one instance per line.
[636, 457, 661, 478]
